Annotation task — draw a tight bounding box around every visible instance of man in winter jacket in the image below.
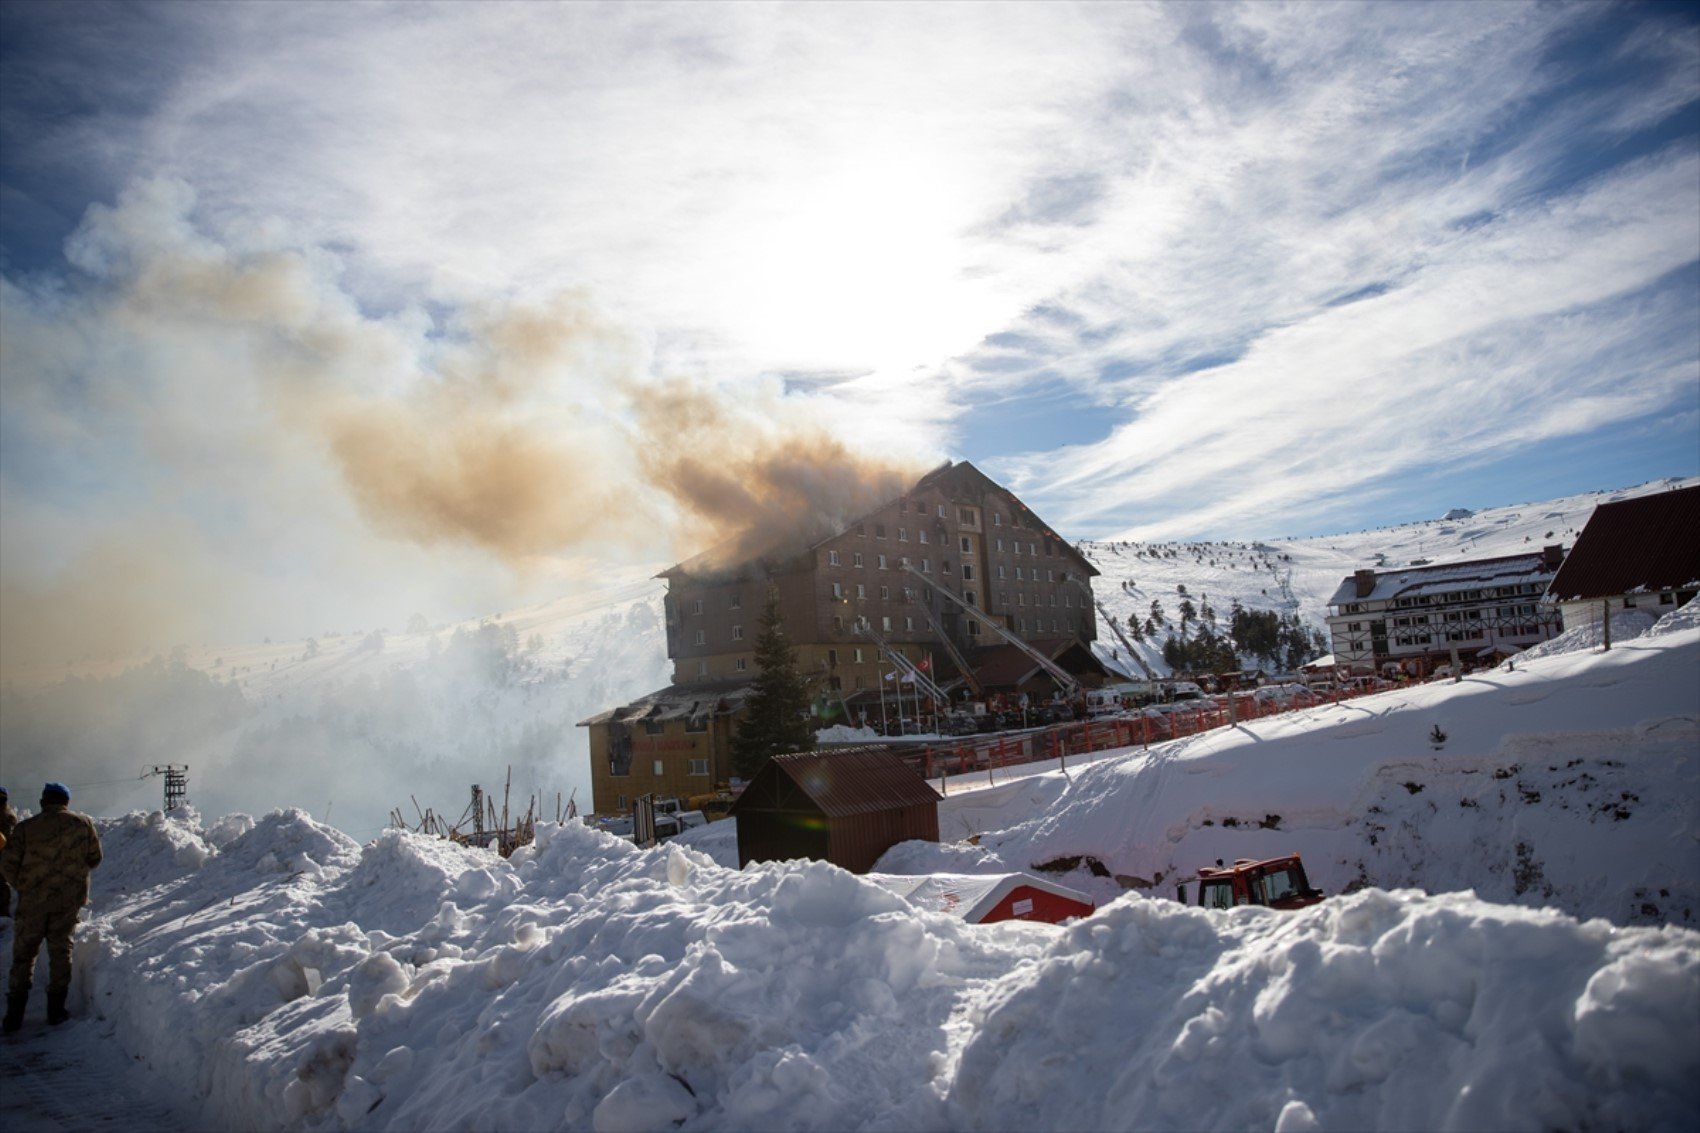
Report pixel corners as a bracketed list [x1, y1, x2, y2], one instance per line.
[1, 782, 102, 1033]
[0, 786, 16, 916]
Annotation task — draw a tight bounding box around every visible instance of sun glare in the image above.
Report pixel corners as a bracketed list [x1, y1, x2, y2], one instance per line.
[711, 156, 994, 374]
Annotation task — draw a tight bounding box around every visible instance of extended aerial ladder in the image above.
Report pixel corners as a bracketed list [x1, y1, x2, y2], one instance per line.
[910, 594, 983, 698]
[852, 616, 950, 704]
[904, 567, 1081, 697]
[1088, 593, 1159, 681]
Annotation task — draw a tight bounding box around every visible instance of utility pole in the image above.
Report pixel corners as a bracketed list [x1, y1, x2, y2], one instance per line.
[150, 765, 189, 811]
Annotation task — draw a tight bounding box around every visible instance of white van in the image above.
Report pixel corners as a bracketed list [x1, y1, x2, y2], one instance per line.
[1086, 688, 1123, 717]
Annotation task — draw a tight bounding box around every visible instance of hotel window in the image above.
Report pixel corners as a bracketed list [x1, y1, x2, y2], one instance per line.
[828, 550, 840, 565]
[993, 512, 1002, 526]
[921, 559, 931, 573]
[996, 538, 1005, 552]
[731, 625, 743, 640]
[832, 582, 843, 599]
[1030, 542, 1037, 556]
[1018, 619, 1026, 633]
[1016, 567, 1024, 580]
[854, 647, 864, 663]
[653, 760, 665, 776]
[899, 527, 909, 542]
[997, 566, 1006, 579]
[729, 593, 741, 609]
[875, 524, 886, 538]
[697, 660, 708, 676]
[880, 586, 890, 600]
[882, 616, 892, 631]
[959, 507, 977, 525]
[692, 598, 703, 615]
[961, 536, 972, 553]
[905, 617, 915, 631]
[856, 584, 866, 599]
[693, 630, 705, 645]
[965, 590, 977, 605]
[688, 759, 709, 776]
[942, 560, 953, 574]
[968, 621, 981, 636]
[853, 553, 863, 567]
[918, 530, 929, 544]
[962, 564, 974, 581]
[828, 649, 838, 665]
[878, 555, 888, 569]
[735, 658, 746, 671]
[832, 615, 844, 632]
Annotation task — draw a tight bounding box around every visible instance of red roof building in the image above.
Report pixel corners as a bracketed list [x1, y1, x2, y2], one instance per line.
[1545, 484, 1700, 631]
[868, 872, 1096, 925]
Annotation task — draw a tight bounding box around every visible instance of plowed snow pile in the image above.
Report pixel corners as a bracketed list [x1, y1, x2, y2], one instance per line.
[1, 605, 1693, 1131]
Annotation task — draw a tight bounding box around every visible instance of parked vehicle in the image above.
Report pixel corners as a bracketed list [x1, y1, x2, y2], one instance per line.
[1174, 854, 1324, 910]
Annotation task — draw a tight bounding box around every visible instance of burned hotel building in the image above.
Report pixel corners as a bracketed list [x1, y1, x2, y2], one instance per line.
[580, 461, 1107, 815]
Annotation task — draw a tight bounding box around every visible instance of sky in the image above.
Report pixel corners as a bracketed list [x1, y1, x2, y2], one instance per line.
[1, 0, 1697, 662]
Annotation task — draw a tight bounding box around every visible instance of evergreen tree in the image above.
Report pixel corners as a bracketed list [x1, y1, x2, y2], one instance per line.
[730, 586, 817, 779]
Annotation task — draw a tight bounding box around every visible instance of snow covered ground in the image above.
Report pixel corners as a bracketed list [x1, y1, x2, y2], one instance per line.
[2, 596, 1695, 1131]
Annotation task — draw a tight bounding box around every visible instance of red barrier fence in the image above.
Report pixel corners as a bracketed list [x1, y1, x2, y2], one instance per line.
[899, 684, 1393, 788]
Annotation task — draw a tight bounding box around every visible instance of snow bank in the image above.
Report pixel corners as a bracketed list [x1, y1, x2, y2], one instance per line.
[950, 890, 1700, 1132]
[19, 608, 1695, 1131]
[68, 812, 1700, 1133]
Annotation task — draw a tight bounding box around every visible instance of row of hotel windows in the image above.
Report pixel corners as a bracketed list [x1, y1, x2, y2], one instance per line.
[608, 757, 712, 781]
[1342, 604, 1541, 632]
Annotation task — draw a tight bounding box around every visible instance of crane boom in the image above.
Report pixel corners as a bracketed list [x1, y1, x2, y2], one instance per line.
[904, 567, 1080, 696]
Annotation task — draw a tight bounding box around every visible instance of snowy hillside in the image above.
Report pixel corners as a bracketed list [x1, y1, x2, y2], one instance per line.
[1081, 475, 1698, 679]
[1, 603, 1694, 1132]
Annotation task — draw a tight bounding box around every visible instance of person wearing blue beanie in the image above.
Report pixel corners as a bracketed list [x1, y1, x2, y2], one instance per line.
[1, 781, 102, 1032]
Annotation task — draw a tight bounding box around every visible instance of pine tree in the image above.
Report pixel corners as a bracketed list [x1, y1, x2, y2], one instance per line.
[730, 586, 817, 779]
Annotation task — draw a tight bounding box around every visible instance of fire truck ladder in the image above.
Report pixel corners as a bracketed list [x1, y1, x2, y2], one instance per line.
[911, 595, 984, 698]
[852, 617, 949, 703]
[1091, 595, 1159, 681]
[905, 567, 1080, 697]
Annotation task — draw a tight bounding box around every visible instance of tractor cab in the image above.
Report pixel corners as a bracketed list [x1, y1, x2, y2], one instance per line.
[1175, 854, 1324, 910]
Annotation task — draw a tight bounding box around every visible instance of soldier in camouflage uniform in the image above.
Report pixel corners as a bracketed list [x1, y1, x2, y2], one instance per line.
[1, 782, 102, 1033]
[0, 787, 16, 917]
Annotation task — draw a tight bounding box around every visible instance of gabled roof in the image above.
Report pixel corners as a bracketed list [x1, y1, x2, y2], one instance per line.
[661, 459, 1098, 582]
[728, 747, 940, 819]
[971, 638, 1109, 689]
[1326, 551, 1560, 607]
[866, 872, 1094, 922]
[1545, 484, 1700, 602]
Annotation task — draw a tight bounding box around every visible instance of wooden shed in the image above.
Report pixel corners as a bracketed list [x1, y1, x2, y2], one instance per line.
[729, 747, 941, 874]
[868, 872, 1096, 925]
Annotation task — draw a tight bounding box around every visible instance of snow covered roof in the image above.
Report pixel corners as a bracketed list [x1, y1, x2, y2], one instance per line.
[1326, 551, 1561, 607]
[1546, 484, 1700, 602]
[867, 872, 1094, 922]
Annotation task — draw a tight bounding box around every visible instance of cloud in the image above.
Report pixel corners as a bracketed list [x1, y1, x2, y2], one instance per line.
[2, 0, 1696, 653]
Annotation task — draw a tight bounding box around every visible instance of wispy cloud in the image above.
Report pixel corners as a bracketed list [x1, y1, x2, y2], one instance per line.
[1, 0, 1695, 651]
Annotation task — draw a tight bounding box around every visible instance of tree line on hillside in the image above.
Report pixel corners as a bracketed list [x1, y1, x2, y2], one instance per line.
[1127, 596, 1326, 673]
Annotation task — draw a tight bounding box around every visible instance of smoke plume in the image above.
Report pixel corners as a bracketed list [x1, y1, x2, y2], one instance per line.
[1, 179, 933, 669]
